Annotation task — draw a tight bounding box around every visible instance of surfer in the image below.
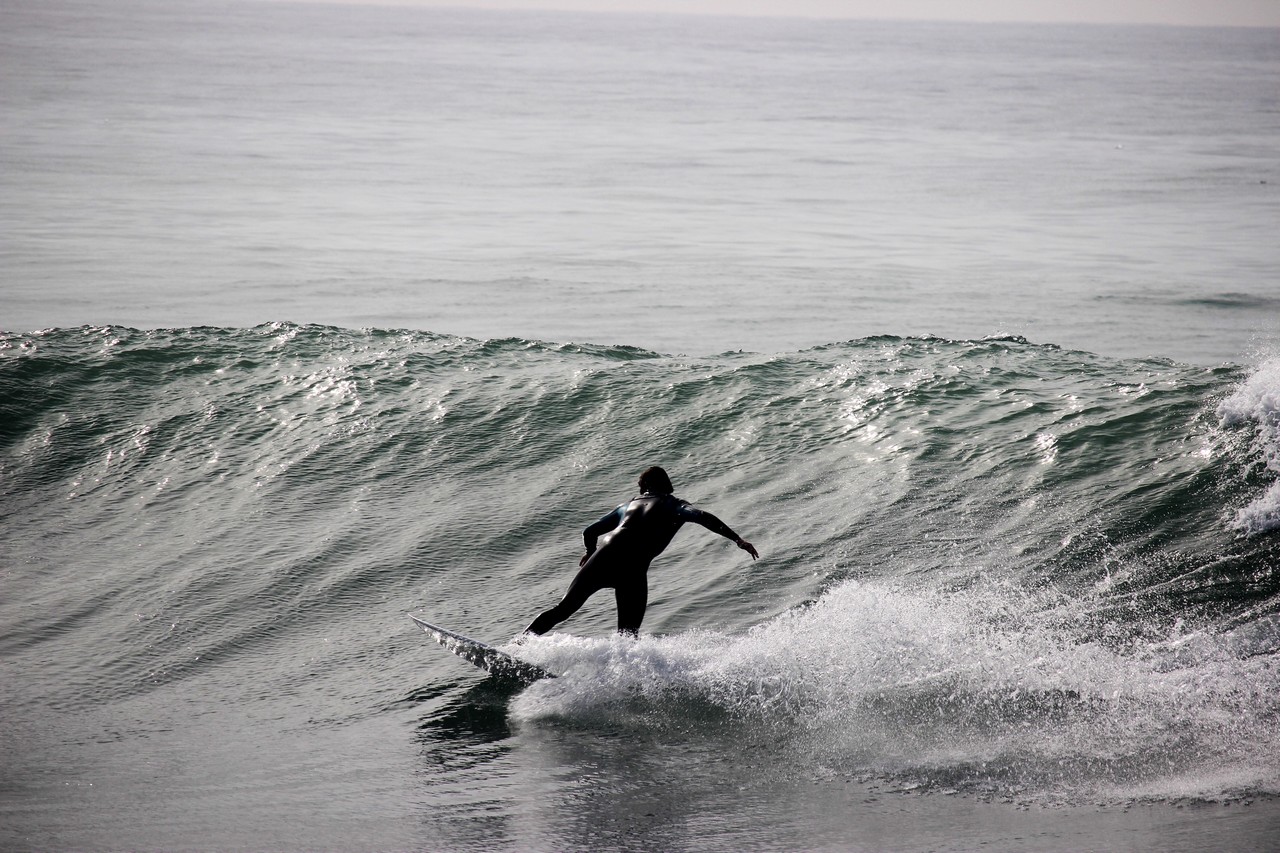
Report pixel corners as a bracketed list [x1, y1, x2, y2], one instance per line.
[524, 466, 758, 637]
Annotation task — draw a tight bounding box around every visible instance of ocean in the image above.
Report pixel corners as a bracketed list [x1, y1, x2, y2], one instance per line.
[2, 1, 1279, 850]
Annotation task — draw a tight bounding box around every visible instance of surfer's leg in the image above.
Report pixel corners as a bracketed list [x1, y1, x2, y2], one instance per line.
[614, 573, 648, 637]
[525, 559, 609, 635]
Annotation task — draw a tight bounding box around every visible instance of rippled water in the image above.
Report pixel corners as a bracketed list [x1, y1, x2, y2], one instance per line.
[3, 0, 1278, 361]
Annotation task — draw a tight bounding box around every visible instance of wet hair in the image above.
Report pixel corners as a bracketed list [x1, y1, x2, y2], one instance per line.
[638, 466, 674, 495]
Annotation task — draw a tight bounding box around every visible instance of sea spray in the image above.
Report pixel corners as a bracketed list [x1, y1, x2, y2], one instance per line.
[1218, 357, 1280, 535]
[509, 577, 1280, 803]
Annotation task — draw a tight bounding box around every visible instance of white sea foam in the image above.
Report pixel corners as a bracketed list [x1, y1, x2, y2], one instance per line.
[509, 578, 1280, 803]
[1218, 357, 1280, 535]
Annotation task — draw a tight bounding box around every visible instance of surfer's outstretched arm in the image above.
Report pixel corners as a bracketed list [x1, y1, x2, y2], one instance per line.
[678, 504, 759, 560]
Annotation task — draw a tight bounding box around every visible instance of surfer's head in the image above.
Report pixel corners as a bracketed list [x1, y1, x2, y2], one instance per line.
[638, 466, 674, 495]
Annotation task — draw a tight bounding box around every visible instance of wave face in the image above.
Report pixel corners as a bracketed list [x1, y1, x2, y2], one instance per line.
[3, 324, 1279, 807]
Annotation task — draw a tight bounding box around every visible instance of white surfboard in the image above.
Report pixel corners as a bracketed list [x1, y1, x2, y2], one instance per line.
[409, 615, 556, 684]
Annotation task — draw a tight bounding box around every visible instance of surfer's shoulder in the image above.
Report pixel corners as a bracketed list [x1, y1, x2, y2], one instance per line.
[668, 495, 700, 516]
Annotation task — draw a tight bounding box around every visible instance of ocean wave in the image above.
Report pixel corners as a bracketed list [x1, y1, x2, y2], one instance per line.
[1217, 357, 1280, 535]
[5, 324, 1279, 803]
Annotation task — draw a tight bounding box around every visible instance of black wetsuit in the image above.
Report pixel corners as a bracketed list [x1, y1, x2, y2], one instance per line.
[525, 492, 744, 636]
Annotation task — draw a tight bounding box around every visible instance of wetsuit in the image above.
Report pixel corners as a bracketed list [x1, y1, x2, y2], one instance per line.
[525, 492, 745, 636]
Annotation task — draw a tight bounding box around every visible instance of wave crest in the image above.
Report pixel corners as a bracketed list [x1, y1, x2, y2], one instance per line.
[1218, 357, 1280, 535]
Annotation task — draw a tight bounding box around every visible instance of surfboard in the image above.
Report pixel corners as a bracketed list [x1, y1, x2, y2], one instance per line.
[409, 615, 556, 684]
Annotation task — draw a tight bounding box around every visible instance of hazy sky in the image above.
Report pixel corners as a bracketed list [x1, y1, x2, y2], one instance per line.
[297, 0, 1280, 27]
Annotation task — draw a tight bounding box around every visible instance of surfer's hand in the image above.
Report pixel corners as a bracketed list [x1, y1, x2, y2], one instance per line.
[579, 550, 594, 567]
[736, 539, 759, 560]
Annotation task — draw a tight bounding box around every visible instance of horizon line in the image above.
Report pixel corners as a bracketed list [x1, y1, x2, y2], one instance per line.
[255, 0, 1280, 29]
